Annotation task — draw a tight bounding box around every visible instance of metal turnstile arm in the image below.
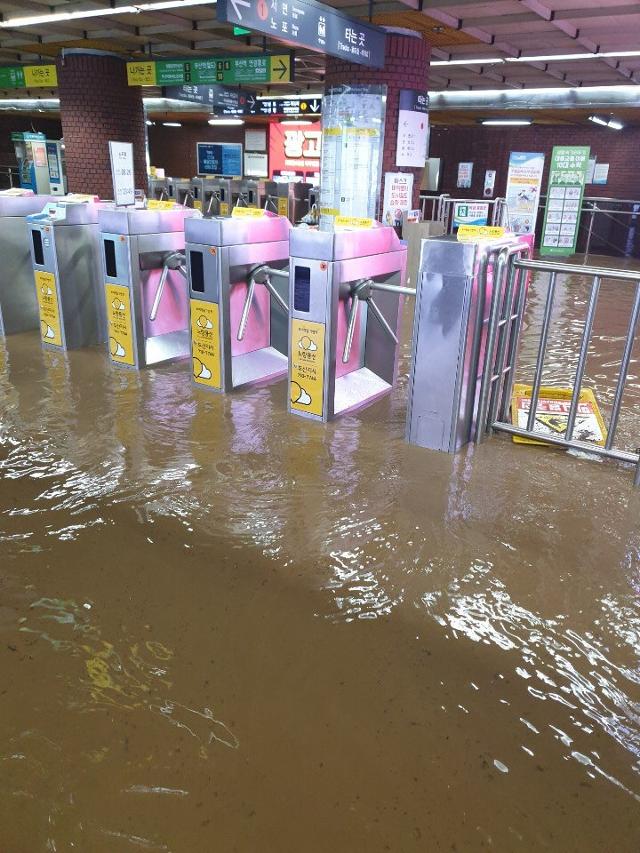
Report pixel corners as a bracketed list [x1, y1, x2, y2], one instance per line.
[237, 265, 290, 341]
[341, 278, 413, 364]
[149, 251, 186, 322]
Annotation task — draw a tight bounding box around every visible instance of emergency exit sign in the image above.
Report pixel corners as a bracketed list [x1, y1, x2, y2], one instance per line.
[0, 65, 57, 89]
[127, 54, 292, 86]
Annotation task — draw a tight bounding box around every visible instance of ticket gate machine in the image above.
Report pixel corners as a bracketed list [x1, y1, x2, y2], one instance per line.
[288, 226, 407, 421]
[0, 190, 53, 335]
[27, 198, 107, 350]
[200, 178, 233, 217]
[167, 178, 195, 207]
[263, 182, 290, 218]
[99, 207, 197, 369]
[185, 215, 291, 392]
[236, 179, 259, 209]
[148, 177, 169, 201]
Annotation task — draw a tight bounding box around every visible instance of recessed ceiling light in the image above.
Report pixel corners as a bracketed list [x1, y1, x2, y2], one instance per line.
[208, 118, 244, 125]
[280, 118, 312, 125]
[162, 122, 182, 127]
[588, 115, 609, 126]
[0, 0, 214, 27]
[481, 118, 532, 126]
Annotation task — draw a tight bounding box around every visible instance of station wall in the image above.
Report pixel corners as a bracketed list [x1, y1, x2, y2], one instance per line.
[148, 122, 245, 177]
[428, 124, 640, 200]
[0, 116, 63, 168]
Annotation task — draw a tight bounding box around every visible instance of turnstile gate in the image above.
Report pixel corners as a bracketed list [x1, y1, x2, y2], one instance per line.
[99, 207, 197, 369]
[185, 214, 291, 392]
[0, 190, 53, 335]
[288, 225, 407, 421]
[27, 199, 108, 350]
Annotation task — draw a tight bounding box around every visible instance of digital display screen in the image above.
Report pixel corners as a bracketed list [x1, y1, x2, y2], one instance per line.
[196, 143, 243, 177]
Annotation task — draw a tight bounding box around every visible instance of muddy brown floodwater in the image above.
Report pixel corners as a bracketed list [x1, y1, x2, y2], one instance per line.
[1, 258, 640, 852]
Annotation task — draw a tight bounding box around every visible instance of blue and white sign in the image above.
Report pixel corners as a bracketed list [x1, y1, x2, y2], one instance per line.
[196, 142, 243, 176]
[453, 201, 489, 228]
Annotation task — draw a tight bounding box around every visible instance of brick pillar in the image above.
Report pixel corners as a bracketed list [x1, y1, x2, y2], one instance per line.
[324, 29, 430, 211]
[57, 50, 147, 198]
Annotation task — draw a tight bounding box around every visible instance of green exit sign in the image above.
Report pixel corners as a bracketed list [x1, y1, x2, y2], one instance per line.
[233, 26, 251, 35]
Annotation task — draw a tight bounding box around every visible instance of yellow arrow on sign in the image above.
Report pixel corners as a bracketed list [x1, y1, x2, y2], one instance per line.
[269, 55, 290, 82]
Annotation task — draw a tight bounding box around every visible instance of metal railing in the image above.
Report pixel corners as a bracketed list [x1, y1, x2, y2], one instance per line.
[419, 193, 509, 234]
[0, 165, 19, 190]
[477, 256, 640, 486]
[538, 195, 640, 259]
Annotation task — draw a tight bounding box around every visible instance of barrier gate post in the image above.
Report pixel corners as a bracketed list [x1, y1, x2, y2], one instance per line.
[405, 234, 530, 452]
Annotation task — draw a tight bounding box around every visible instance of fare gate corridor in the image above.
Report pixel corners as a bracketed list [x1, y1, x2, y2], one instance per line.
[1, 261, 640, 852]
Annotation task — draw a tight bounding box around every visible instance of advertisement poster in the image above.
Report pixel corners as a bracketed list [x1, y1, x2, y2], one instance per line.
[540, 145, 590, 256]
[593, 163, 609, 185]
[382, 172, 414, 227]
[505, 151, 545, 236]
[269, 121, 321, 179]
[319, 84, 387, 230]
[453, 202, 489, 229]
[396, 90, 429, 168]
[483, 169, 496, 198]
[457, 162, 473, 189]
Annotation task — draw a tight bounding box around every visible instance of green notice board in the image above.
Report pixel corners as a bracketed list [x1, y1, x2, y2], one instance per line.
[540, 145, 590, 256]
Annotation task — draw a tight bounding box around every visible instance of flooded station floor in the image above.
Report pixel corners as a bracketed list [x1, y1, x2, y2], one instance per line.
[1, 259, 640, 852]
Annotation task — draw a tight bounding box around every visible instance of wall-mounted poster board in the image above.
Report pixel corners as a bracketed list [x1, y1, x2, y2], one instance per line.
[196, 142, 243, 176]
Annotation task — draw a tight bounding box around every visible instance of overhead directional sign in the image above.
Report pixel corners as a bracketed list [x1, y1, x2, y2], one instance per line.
[217, 0, 386, 68]
[215, 94, 323, 116]
[127, 54, 292, 87]
[164, 84, 253, 113]
[0, 65, 58, 89]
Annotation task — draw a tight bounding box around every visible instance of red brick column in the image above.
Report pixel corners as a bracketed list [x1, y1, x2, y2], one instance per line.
[57, 51, 147, 198]
[324, 29, 430, 211]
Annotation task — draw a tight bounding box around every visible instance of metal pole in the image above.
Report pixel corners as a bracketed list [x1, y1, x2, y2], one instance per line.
[475, 249, 509, 443]
[262, 275, 289, 314]
[367, 297, 399, 345]
[237, 277, 256, 341]
[565, 275, 601, 440]
[585, 204, 596, 259]
[369, 282, 416, 297]
[342, 294, 360, 364]
[526, 271, 557, 432]
[149, 264, 170, 322]
[486, 258, 518, 431]
[605, 280, 640, 449]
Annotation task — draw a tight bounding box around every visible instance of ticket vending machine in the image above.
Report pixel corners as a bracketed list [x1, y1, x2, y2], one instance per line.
[45, 141, 67, 195]
[288, 226, 407, 422]
[98, 207, 197, 370]
[0, 190, 53, 336]
[27, 198, 107, 350]
[185, 214, 291, 392]
[12, 132, 50, 194]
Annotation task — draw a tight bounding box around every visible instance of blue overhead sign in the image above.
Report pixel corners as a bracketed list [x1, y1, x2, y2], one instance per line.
[217, 0, 386, 68]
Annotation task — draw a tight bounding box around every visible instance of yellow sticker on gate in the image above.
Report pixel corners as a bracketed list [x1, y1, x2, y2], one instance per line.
[457, 225, 506, 241]
[232, 206, 263, 218]
[35, 270, 62, 347]
[191, 299, 221, 390]
[277, 197, 288, 217]
[290, 319, 325, 417]
[219, 202, 229, 216]
[105, 284, 135, 366]
[147, 199, 176, 210]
